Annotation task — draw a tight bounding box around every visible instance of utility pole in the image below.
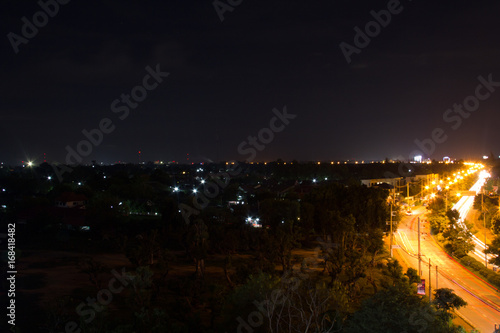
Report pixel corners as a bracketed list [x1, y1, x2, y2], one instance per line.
[429, 258, 432, 302]
[390, 198, 393, 258]
[483, 191, 488, 268]
[407, 181, 410, 207]
[418, 217, 421, 276]
[436, 265, 438, 289]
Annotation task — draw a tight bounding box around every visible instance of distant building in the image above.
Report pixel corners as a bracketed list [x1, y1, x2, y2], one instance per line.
[55, 192, 88, 208]
[361, 178, 400, 188]
[53, 192, 89, 230]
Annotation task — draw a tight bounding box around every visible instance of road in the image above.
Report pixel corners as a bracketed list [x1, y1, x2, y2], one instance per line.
[453, 170, 496, 267]
[395, 207, 500, 332]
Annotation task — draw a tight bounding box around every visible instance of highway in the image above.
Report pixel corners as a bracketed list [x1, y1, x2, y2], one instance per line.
[395, 207, 500, 332]
[453, 170, 496, 267]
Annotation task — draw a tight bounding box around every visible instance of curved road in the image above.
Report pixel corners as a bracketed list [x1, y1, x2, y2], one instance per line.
[395, 208, 500, 332]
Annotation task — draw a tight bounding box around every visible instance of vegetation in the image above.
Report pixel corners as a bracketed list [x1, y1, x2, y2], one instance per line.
[0, 161, 478, 332]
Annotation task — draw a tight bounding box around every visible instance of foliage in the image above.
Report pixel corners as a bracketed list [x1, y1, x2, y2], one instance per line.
[485, 236, 500, 267]
[442, 210, 475, 258]
[459, 255, 500, 288]
[432, 288, 467, 312]
[78, 257, 108, 290]
[222, 272, 349, 333]
[344, 271, 468, 333]
[491, 213, 500, 235]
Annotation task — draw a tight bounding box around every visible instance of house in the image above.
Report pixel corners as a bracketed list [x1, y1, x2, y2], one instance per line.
[54, 192, 89, 230]
[55, 192, 88, 208]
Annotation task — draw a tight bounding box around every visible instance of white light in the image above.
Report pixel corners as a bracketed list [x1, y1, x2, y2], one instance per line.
[174, 187, 179, 192]
[47, 176, 52, 180]
[78, 182, 82, 186]
[201, 179, 205, 184]
[192, 188, 198, 194]
[312, 179, 317, 183]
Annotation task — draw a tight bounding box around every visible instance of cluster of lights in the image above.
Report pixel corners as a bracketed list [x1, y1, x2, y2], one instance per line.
[426, 163, 485, 199]
[246, 217, 261, 228]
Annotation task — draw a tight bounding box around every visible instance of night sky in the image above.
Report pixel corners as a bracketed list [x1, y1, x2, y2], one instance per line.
[1, 0, 500, 165]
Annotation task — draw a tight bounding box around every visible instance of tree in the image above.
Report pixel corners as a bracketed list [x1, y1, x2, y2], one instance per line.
[491, 213, 500, 235]
[428, 213, 448, 234]
[405, 267, 421, 285]
[432, 288, 467, 312]
[185, 219, 209, 279]
[442, 210, 475, 258]
[485, 236, 500, 266]
[260, 199, 302, 271]
[321, 214, 371, 295]
[344, 283, 465, 333]
[124, 229, 163, 266]
[262, 278, 348, 333]
[78, 257, 108, 290]
[343, 283, 438, 333]
[222, 272, 348, 333]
